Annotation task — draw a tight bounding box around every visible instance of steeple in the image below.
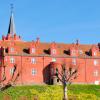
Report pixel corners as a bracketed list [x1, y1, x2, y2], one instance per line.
[8, 4, 16, 35]
[2, 4, 21, 41]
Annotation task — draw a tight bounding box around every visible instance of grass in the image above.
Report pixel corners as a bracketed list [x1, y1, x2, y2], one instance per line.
[0, 84, 100, 100]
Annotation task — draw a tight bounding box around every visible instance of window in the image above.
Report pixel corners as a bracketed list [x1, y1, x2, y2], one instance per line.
[11, 48, 14, 52]
[94, 52, 97, 56]
[72, 58, 76, 65]
[94, 60, 98, 66]
[72, 50, 76, 55]
[10, 57, 15, 63]
[79, 50, 83, 54]
[52, 58, 56, 62]
[10, 68, 14, 75]
[52, 49, 56, 54]
[94, 70, 99, 77]
[31, 58, 36, 64]
[32, 48, 35, 53]
[32, 69, 37, 75]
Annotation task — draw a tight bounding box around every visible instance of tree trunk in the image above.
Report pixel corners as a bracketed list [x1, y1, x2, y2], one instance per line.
[63, 83, 68, 100]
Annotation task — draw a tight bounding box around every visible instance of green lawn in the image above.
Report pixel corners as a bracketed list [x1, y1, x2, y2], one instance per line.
[0, 85, 100, 100]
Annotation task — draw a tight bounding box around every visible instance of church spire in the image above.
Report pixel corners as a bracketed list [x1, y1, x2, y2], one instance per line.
[8, 4, 16, 35]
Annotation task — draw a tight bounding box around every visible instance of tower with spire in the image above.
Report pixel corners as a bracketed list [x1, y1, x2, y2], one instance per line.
[2, 4, 21, 41]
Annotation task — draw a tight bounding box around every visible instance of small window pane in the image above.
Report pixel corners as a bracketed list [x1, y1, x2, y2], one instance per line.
[32, 69, 37, 75]
[32, 48, 35, 53]
[10, 57, 15, 63]
[72, 50, 76, 55]
[52, 49, 56, 54]
[10, 68, 14, 75]
[11, 48, 14, 52]
[94, 70, 99, 77]
[94, 52, 97, 56]
[94, 60, 98, 66]
[31, 58, 36, 64]
[52, 58, 56, 62]
[72, 58, 76, 65]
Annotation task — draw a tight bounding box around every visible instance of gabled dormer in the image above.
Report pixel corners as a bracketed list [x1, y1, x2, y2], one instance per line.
[7, 42, 16, 54]
[90, 45, 99, 56]
[70, 43, 78, 56]
[50, 42, 57, 55]
[29, 41, 36, 54]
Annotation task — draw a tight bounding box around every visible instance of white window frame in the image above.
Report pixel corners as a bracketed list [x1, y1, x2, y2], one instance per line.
[72, 58, 76, 65]
[52, 49, 56, 54]
[11, 48, 14, 52]
[94, 52, 97, 56]
[10, 68, 14, 75]
[72, 50, 76, 55]
[94, 70, 99, 77]
[79, 50, 83, 54]
[94, 60, 98, 66]
[32, 48, 35, 53]
[31, 58, 36, 64]
[10, 57, 15, 63]
[32, 69, 37, 75]
[52, 58, 56, 62]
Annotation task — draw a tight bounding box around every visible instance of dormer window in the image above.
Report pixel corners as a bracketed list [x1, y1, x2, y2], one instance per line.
[32, 48, 35, 53]
[11, 48, 14, 52]
[52, 49, 56, 54]
[72, 50, 76, 55]
[79, 50, 83, 54]
[94, 52, 97, 56]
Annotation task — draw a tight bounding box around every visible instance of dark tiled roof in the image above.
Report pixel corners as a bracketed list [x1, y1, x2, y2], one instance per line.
[1, 41, 100, 57]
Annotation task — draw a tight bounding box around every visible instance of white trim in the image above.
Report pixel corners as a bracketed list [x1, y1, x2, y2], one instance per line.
[32, 69, 37, 75]
[32, 48, 35, 53]
[72, 58, 76, 65]
[52, 58, 56, 62]
[31, 58, 36, 64]
[10, 57, 15, 63]
[94, 60, 98, 66]
[10, 68, 14, 75]
[52, 49, 56, 54]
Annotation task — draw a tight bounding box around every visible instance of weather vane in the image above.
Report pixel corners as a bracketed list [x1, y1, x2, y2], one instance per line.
[10, 3, 14, 13]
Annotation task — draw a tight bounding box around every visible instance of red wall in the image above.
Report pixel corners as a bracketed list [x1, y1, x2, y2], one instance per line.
[1, 55, 100, 85]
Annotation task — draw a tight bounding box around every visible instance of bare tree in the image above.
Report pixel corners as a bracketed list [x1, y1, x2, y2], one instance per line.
[0, 64, 20, 91]
[55, 63, 78, 100]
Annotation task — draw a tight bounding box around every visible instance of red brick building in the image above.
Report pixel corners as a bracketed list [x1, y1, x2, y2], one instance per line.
[0, 11, 100, 85]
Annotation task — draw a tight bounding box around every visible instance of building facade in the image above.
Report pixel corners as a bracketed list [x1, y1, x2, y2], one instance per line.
[0, 11, 100, 86]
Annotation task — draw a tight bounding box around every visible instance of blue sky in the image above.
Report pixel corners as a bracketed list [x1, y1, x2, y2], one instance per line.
[0, 0, 100, 44]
